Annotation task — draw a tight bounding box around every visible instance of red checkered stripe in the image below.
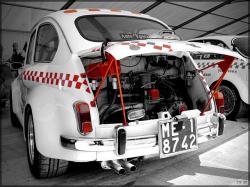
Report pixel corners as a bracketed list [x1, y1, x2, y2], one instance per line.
[198, 72, 211, 94]
[120, 41, 173, 51]
[22, 70, 91, 93]
[91, 48, 101, 52]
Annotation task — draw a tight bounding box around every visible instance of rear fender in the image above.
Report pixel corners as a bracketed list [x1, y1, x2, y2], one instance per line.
[11, 78, 23, 123]
[25, 85, 98, 159]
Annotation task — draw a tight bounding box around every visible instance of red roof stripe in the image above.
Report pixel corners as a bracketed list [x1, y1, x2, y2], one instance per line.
[110, 9, 121, 12]
[63, 9, 77, 14]
[88, 8, 100, 11]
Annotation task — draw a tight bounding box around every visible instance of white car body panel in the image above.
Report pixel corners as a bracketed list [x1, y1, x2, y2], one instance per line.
[11, 9, 239, 162]
[188, 35, 249, 104]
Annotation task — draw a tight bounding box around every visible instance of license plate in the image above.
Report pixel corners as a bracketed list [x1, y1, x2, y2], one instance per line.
[158, 118, 198, 158]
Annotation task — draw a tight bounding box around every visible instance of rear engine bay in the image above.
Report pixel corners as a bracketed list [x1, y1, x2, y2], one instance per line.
[81, 54, 210, 124]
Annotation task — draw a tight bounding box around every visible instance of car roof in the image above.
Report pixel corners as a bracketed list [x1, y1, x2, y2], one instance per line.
[44, 8, 170, 29]
[46, 8, 157, 20]
[33, 8, 170, 54]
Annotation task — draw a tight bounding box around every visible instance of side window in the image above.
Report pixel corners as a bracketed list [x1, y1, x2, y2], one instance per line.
[26, 31, 36, 65]
[189, 40, 204, 60]
[190, 40, 204, 43]
[34, 24, 59, 63]
[203, 39, 226, 59]
[204, 39, 228, 49]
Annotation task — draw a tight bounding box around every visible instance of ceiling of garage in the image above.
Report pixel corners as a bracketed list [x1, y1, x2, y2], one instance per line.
[1, 0, 249, 40]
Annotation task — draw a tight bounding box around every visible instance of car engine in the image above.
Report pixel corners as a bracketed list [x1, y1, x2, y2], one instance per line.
[82, 55, 199, 124]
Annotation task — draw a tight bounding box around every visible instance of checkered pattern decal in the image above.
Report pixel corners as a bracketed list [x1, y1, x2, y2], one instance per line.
[22, 70, 91, 93]
[91, 48, 101, 52]
[90, 41, 173, 53]
[120, 41, 173, 51]
[232, 62, 249, 69]
[197, 62, 215, 69]
[197, 61, 250, 70]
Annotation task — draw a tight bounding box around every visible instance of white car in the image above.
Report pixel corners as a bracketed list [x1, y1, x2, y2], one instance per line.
[10, 9, 243, 178]
[188, 36, 249, 119]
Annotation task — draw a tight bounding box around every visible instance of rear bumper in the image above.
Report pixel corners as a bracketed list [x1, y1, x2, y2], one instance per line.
[60, 111, 225, 162]
[61, 135, 159, 161]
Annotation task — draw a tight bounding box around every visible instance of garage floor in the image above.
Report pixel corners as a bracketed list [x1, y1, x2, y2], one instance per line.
[0, 106, 248, 185]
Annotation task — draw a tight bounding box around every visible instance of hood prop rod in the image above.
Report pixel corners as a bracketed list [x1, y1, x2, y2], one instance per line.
[114, 58, 128, 125]
[89, 53, 128, 126]
[200, 55, 235, 115]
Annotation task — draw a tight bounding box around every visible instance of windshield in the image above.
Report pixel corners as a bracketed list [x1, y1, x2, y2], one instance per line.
[75, 15, 173, 42]
[232, 37, 249, 58]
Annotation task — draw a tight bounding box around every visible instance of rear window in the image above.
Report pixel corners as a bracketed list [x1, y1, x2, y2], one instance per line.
[75, 15, 170, 42]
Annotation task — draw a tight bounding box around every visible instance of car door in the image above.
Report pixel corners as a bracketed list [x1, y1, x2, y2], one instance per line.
[20, 22, 60, 112]
[21, 22, 60, 87]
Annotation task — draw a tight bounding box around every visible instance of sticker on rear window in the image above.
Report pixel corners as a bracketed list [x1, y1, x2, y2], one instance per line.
[120, 33, 148, 40]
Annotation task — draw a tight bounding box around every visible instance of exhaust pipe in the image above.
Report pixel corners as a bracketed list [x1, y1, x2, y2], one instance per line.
[101, 160, 126, 175]
[119, 159, 137, 172]
[100, 159, 136, 174]
[100, 161, 111, 170]
[109, 160, 126, 175]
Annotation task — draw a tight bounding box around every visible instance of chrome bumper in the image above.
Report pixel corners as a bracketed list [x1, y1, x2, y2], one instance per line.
[61, 134, 157, 152]
[61, 114, 224, 152]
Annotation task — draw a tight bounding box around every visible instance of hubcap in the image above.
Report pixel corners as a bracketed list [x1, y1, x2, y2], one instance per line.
[219, 86, 236, 116]
[27, 116, 35, 165]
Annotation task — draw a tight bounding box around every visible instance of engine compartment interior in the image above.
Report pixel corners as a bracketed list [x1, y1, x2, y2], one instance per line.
[81, 54, 210, 124]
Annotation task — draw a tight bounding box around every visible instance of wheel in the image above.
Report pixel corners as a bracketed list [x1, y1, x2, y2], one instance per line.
[26, 110, 69, 178]
[218, 84, 240, 120]
[237, 100, 249, 119]
[9, 88, 21, 127]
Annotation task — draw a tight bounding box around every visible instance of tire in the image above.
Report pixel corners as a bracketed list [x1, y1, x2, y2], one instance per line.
[237, 100, 249, 119]
[9, 88, 21, 127]
[218, 84, 241, 120]
[26, 109, 69, 178]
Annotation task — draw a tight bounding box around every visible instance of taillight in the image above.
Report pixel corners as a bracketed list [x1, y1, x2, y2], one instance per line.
[148, 89, 160, 100]
[74, 102, 92, 135]
[179, 103, 188, 113]
[213, 91, 224, 114]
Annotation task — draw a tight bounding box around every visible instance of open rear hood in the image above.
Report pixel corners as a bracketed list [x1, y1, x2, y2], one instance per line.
[78, 39, 245, 61]
[81, 39, 245, 123]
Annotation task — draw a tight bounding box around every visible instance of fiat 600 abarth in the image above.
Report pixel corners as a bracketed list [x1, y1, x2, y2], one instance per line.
[10, 9, 244, 178]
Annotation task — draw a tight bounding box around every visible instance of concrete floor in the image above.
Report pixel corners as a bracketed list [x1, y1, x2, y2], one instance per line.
[0, 106, 248, 185]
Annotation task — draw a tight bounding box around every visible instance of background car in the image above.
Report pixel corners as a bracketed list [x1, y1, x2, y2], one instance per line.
[188, 35, 249, 119]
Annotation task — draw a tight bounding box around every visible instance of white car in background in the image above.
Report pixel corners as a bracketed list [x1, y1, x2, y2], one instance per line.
[188, 36, 249, 119]
[9, 9, 243, 178]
